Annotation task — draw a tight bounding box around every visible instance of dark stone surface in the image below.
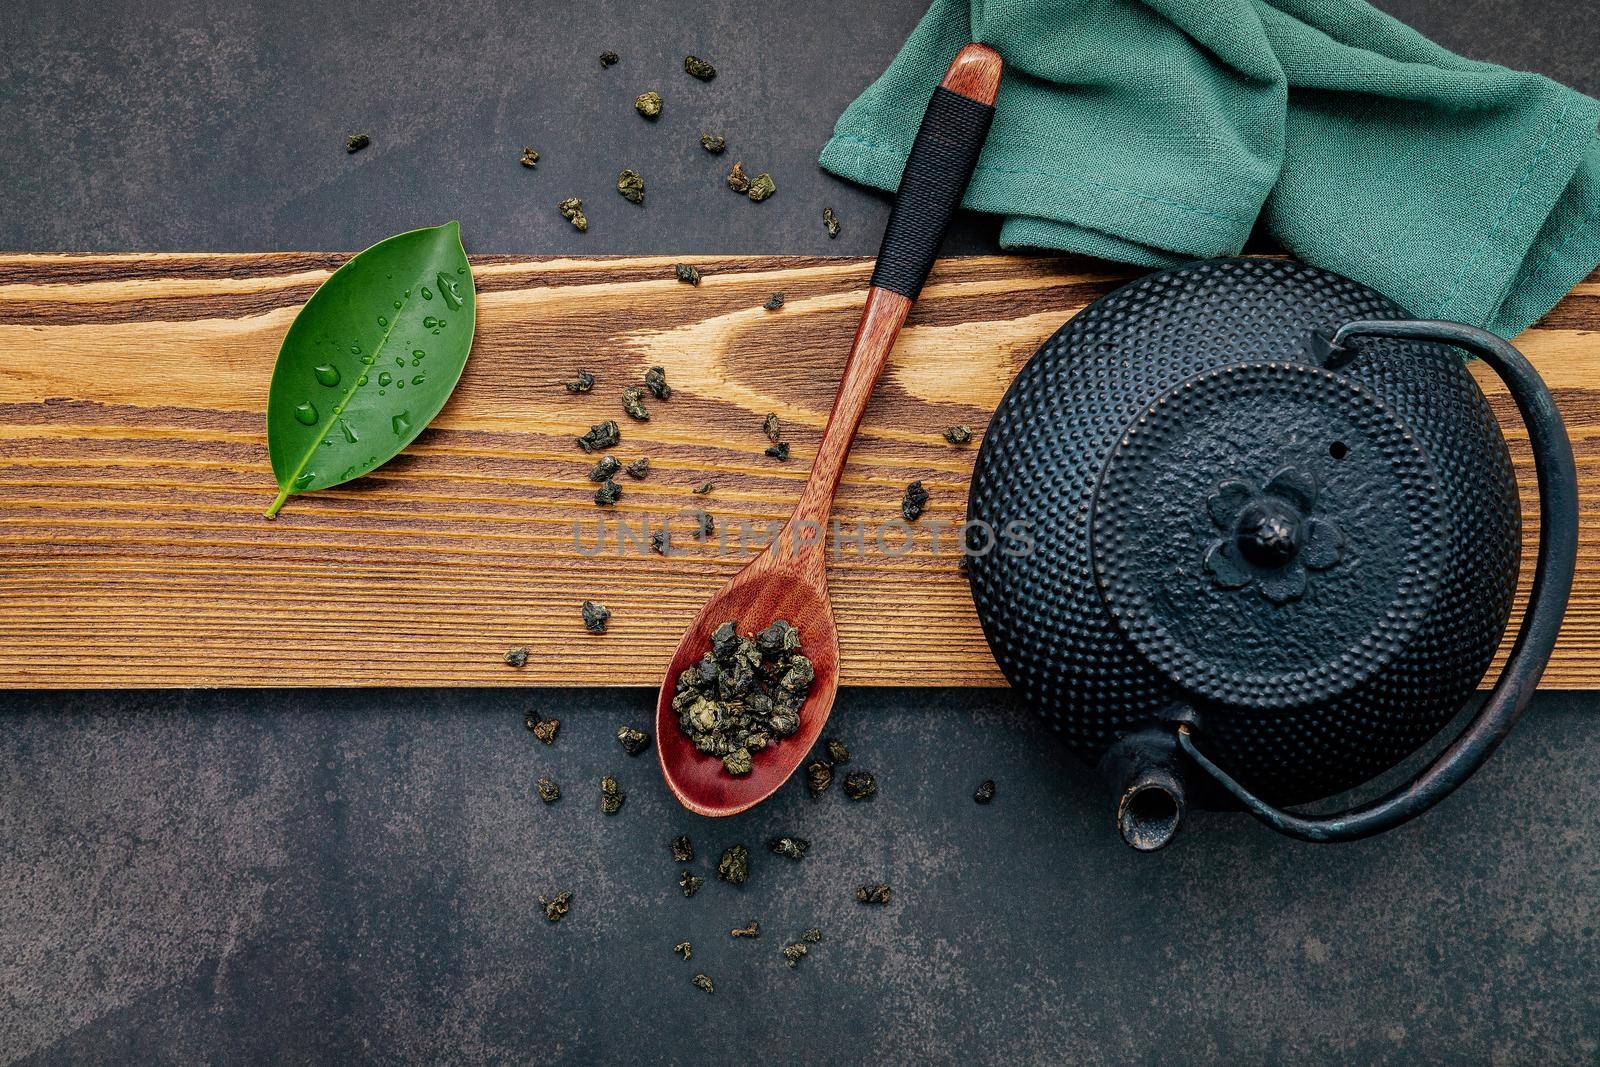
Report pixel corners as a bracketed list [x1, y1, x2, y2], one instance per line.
[4, 0, 1599, 1063]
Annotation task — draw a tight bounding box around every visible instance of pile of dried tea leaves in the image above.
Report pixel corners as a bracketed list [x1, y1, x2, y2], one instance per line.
[670, 619, 812, 775]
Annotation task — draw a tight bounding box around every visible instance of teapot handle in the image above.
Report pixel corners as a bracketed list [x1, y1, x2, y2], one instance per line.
[1177, 319, 1578, 842]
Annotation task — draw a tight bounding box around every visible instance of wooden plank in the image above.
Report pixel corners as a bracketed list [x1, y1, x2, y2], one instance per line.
[0, 252, 1595, 689]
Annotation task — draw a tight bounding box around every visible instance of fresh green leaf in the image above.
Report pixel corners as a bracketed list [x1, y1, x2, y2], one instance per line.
[264, 221, 476, 518]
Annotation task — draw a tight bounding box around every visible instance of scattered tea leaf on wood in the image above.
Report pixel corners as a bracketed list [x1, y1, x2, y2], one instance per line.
[747, 173, 776, 202]
[683, 55, 717, 80]
[558, 197, 588, 232]
[345, 133, 370, 153]
[769, 836, 809, 861]
[643, 365, 672, 400]
[855, 883, 891, 905]
[700, 134, 726, 154]
[671, 835, 694, 862]
[635, 91, 662, 119]
[691, 509, 714, 540]
[520, 147, 539, 168]
[576, 420, 620, 451]
[674, 263, 701, 286]
[617, 169, 646, 204]
[565, 369, 596, 393]
[763, 291, 785, 311]
[692, 481, 713, 495]
[726, 161, 751, 193]
[650, 530, 670, 555]
[823, 206, 840, 237]
[594, 479, 622, 506]
[762, 413, 781, 443]
[540, 890, 573, 922]
[674, 941, 692, 960]
[731, 921, 759, 938]
[765, 442, 790, 461]
[264, 222, 475, 518]
[504, 647, 530, 668]
[692, 973, 714, 994]
[942, 425, 972, 445]
[536, 777, 560, 804]
[671, 620, 811, 776]
[621, 387, 650, 422]
[805, 759, 834, 797]
[824, 738, 850, 765]
[679, 870, 705, 897]
[901, 480, 929, 521]
[581, 600, 611, 634]
[600, 775, 625, 815]
[532, 718, 559, 745]
[616, 725, 651, 755]
[624, 457, 651, 479]
[600, 51, 619, 67]
[843, 771, 877, 800]
[589, 455, 622, 482]
[974, 779, 996, 803]
[717, 844, 750, 884]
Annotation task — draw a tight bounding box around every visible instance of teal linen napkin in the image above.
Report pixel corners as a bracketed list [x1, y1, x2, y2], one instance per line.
[820, 0, 1600, 338]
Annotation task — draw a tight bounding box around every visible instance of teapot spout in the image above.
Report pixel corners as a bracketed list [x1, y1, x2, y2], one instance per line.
[1100, 727, 1187, 851]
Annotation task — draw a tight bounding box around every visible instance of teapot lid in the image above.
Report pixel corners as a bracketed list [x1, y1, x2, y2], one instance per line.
[1090, 361, 1449, 710]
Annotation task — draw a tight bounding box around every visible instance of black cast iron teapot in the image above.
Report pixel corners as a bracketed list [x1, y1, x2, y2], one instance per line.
[964, 258, 1577, 849]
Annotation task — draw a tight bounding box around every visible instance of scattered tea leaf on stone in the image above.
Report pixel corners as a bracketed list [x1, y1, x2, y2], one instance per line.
[700, 134, 726, 154]
[565, 370, 596, 393]
[532, 717, 559, 745]
[558, 197, 588, 232]
[902, 480, 929, 521]
[717, 844, 750, 885]
[520, 147, 539, 168]
[824, 738, 850, 765]
[594, 479, 622, 506]
[731, 921, 759, 938]
[762, 413, 781, 444]
[679, 870, 705, 897]
[617, 725, 651, 756]
[747, 173, 776, 202]
[671, 835, 694, 863]
[540, 890, 573, 922]
[589, 455, 622, 482]
[617, 169, 646, 204]
[823, 206, 840, 237]
[674, 941, 692, 960]
[942, 425, 973, 445]
[635, 91, 662, 119]
[674, 263, 701, 286]
[782, 941, 809, 967]
[643, 365, 672, 400]
[763, 291, 785, 311]
[683, 55, 716, 81]
[504, 647, 530, 668]
[621, 387, 650, 422]
[600, 775, 625, 815]
[600, 51, 619, 67]
[726, 161, 751, 194]
[345, 133, 370, 153]
[769, 836, 809, 861]
[581, 600, 611, 634]
[974, 779, 996, 804]
[576, 420, 620, 451]
[801, 927, 822, 943]
[843, 771, 877, 800]
[765, 442, 790, 461]
[625, 457, 651, 479]
[855, 883, 892, 905]
[806, 759, 834, 797]
[692, 973, 714, 994]
[536, 777, 560, 804]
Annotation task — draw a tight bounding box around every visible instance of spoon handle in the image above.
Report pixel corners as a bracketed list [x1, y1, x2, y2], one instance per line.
[790, 44, 1003, 533]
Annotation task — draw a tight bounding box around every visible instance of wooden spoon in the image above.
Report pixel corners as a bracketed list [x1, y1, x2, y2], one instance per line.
[656, 43, 1004, 816]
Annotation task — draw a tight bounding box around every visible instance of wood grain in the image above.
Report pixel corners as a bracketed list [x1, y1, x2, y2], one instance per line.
[0, 252, 1596, 689]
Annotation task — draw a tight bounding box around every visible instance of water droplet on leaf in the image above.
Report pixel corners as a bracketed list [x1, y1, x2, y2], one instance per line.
[392, 411, 411, 436]
[293, 402, 319, 425]
[313, 364, 341, 387]
[341, 420, 359, 443]
[436, 272, 463, 311]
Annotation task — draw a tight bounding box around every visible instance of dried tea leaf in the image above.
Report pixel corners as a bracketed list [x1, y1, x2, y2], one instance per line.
[730, 921, 759, 938]
[805, 759, 833, 797]
[520, 147, 539, 168]
[523, 710, 539, 733]
[576, 420, 620, 451]
[672, 620, 810, 776]
[692, 481, 713, 495]
[617, 169, 646, 204]
[801, 927, 822, 942]
[650, 530, 670, 555]
[581, 600, 611, 634]
[901, 480, 929, 522]
[843, 770, 877, 800]
[974, 779, 996, 804]
[600, 775, 625, 815]
[763, 292, 785, 311]
[942, 425, 973, 445]
[670, 835, 694, 862]
[674, 263, 701, 286]
[621, 387, 650, 422]
[558, 197, 588, 232]
[565, 370, 595, 393]
[726, 161, 750, 194]
[691, 509, 714, 540]
[700, 134, 726, 154]
[504, 647, 529, 668]
[599, 51, 619, 67]
[589, 455, 622, 482]
[769, 836, 809, 861]
[717, 844, 750, 884]
[674, 941, 692, 960]
[345, 133, 370, 153]
[634, 91, 662, 119]
[747, 173, 776, 202]
[624, 457, 651, 479]
[540, 890, 572, 922]
[679, 869, 705, 897]
[824, 738, 850, 765]
[532, 718, 559, 745]
[723, 748, 752, 775]
[536, 777, 560, 804]
[765, 442, 790, 461]
[643, 365, 672, 400]
[762, 413, 781, 443]
[782, 942, 809, 967]
[683, 55, 716, 81]
[692, 973, 714, 994]
[616, 725, 651, 756]
[855, 883, 891, 905]
[594, 479, 622, 506]
[823, 206, 840, 237]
